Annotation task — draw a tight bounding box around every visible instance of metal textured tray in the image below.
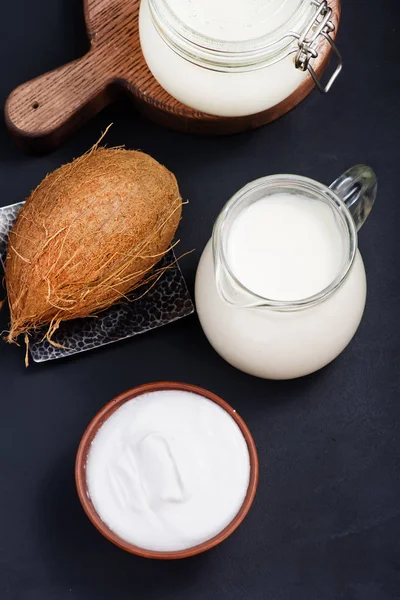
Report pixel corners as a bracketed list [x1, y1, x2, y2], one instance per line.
[0, 202, 194, 363]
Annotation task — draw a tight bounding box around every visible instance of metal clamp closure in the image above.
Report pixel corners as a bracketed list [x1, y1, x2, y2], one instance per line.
[291, 1, 342, 93]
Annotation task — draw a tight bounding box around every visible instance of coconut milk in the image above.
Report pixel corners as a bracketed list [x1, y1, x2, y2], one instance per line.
[139, 0, 310, 117]
[195, 193, 367, 379]
[86, 390, 250, 552]
[227, 194, 345, 301]
[164, 0, 302, 42]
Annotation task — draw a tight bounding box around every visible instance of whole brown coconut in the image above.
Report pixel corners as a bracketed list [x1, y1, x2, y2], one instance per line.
[5, 147, 182, 353]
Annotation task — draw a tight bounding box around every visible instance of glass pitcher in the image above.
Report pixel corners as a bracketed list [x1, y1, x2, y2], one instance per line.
[195, 166, 377, 380]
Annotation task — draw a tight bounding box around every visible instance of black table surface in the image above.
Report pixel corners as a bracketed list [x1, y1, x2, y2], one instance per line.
[1, 1, 400, 599]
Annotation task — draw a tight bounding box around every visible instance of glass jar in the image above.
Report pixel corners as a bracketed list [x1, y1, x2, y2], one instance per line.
[139, 0, 342, 118]
[195, 166, 377, 380]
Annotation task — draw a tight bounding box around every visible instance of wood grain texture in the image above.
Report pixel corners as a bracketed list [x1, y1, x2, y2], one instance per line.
[5, 0, 341, 153]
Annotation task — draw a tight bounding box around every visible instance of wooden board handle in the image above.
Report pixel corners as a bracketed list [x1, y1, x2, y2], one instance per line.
[5, 51, 115, 152]
[5, 0, 341, 153]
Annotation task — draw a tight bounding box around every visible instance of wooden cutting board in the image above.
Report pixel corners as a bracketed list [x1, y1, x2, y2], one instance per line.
[5, 0, 341, 153]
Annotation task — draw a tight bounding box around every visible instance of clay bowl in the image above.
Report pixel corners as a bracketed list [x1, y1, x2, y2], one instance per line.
[76, 381, 259, 559]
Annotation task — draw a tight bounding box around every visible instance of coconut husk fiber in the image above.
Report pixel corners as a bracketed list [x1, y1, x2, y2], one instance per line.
[4, 146, 182, 358]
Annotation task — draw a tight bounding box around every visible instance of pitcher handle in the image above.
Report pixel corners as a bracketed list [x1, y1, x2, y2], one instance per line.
[329, 165, 377, 232]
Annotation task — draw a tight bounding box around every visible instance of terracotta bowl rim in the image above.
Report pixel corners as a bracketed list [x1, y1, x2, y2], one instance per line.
[75, 381, 259, 560]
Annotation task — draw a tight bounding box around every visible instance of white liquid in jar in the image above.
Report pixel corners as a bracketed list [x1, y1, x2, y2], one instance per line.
[86, 390, 250, 552]
[195, 193, 367, 379]
[227, 194, 345, 301]
[165, 0, 302, 42]
[139, 0, 310, 117]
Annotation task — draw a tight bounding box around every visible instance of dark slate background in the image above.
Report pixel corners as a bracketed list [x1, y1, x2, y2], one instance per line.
[0, 1, 399, 599]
